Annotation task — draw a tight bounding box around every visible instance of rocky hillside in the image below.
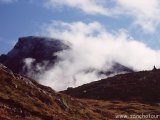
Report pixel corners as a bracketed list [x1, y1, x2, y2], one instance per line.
[0, 64, 160, 120]
[0, 64, 109, 120]
[63, 68, 160, 102]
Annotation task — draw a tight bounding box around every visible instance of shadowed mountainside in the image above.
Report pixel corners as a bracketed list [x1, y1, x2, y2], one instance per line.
[0, 36, 69, 77]
[63, 69, 160, 102]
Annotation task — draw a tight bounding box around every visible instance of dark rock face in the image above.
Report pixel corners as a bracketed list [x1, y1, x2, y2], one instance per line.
[0, 36, 69, 76]
[63, 69, 160, 102]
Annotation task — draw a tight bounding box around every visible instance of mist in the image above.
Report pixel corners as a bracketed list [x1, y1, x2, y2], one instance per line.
[32, 21, 160, 91]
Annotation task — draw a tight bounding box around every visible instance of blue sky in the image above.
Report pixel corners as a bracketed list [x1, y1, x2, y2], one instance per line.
[1, 0, 160, 54]
[2, 0, 160, 90]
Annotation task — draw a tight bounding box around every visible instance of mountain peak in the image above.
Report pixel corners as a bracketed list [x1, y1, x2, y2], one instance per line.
[8, 36, 69, 58]
[0, 36, 69, 76]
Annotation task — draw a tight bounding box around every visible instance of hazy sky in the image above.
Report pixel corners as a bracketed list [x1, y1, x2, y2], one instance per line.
[1, 0, 160, 54]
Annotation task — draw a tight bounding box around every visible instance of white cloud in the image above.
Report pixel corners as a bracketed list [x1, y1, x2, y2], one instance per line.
[23, 58, 35, 70]
[0, 0, 17, 3]
[39, 21, 160, 91]
[44, 0, 160, 32]
[23, 58, 36, 77]
[116, 0, 160, 32]
[44, 0, 110, 16]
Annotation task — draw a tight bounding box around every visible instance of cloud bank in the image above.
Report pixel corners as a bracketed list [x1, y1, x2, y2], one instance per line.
[38, 21, 160, 91]
[45, 0, 160, 32]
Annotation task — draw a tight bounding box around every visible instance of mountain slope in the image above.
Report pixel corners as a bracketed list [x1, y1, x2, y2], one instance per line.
[63, 69, 160, 102]
[0, 64, 160, 120]
[0, 64, 109, 120]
